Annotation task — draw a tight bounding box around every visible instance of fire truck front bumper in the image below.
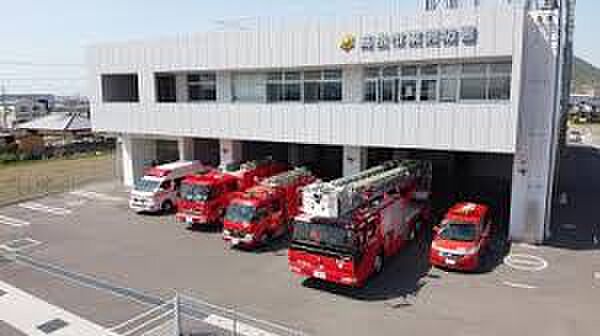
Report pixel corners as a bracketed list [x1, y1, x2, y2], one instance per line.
[176, 213, 210, 225]
[223, 229, 257, 247]
[288, 252, 361, 287]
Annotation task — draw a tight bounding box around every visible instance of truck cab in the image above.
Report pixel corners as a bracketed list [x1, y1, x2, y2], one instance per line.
[430, 202, 493, 271]
[129, 161, 208, 214]
[223, 186, 285, 247]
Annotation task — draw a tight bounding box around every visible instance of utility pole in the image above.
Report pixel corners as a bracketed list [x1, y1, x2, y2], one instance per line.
[1, 81, 7, 129]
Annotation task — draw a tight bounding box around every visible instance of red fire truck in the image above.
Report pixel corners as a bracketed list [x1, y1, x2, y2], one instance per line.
[288, 160, 432, 287]
[223, 167, 317, 248]
[176, 159, 286, 227]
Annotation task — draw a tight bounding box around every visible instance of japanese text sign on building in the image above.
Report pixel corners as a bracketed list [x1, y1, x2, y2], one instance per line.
[340, 26, 478, 53]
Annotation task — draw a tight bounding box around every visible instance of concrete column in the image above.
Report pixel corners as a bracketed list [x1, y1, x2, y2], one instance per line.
[121, 135, 157, 187]
[219, 139, 243, 165]
[343, 146, 367, 177]
[175, 74, 189, 102]
[178, 137, 195, 161]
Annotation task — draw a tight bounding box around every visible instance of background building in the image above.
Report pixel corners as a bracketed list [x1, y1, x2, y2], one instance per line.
[88, 0, 572, 243]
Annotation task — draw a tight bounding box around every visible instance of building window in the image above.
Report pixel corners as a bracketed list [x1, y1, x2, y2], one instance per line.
[440, 78, 458, 102]
[267, 72, 302, 102]
[420, 79, 438, 102]
[488, 62, 512, 100]
[459, 62, 512, 101]
[188, 73, 216, 101]
[400, 80, 417, 101]
[155, 74, 177, 103]
[101, 74, 139, 103]
[266, 69, 342, 103]
[460, 78, 487, 100]
[363, 67, 398, 103]
[232, 73, 265, 102]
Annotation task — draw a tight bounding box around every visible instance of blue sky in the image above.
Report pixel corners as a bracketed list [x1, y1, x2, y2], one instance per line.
[0, 0, 594, 95]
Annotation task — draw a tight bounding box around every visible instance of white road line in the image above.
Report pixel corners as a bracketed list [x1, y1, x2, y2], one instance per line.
[0, 238, 41, 252]
[504, 254, 548, 272]
[0, 215, 30, 227]
[0, 280, 120, 336]
[18, 202, 72, 216]
[503, 281, 538, 289]
[204, 314, 280, 336]
[70, 190, 125, 202]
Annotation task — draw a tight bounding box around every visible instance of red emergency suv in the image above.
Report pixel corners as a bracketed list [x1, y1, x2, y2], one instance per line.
[430, 203, 493, 271]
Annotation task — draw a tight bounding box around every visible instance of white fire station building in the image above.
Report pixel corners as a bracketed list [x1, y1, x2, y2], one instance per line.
[88, 2, 565, 243]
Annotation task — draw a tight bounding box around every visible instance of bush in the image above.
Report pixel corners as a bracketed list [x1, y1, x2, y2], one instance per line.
[0, 152, 19, 164]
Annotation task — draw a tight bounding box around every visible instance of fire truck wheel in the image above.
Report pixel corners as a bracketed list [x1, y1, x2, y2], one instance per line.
[161, 201, 174, 213]
[374, 252, 384, 274]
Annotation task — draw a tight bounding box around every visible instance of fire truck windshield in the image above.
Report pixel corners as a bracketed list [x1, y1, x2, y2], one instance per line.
[180, 183, 213, 202]
[225, 204, 256, 223]
[438, 222, 477, 242]
[292, 220, 358, 255]
[134, 178, 160, 192]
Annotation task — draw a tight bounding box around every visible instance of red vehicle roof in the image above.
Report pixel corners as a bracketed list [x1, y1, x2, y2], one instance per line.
[231, 185, 278, 207]
[184, 170, 237, 186]
[445, 202, 489, 225]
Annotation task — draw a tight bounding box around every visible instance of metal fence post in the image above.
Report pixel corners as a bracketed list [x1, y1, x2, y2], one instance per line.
[174, 292, 182, 336]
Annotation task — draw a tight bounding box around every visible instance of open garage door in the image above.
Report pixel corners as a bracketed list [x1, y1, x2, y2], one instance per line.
[193, 139, 220, 166]
[242, 141, 289, 163]
[156, 140, 179, 165]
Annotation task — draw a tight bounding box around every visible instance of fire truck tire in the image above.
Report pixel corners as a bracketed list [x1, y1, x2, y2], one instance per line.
[161, 201, 174, 213]
[374, 252, 384, 275]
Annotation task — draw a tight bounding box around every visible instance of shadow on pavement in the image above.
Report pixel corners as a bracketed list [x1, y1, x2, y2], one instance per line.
[550, 145, 600, 250]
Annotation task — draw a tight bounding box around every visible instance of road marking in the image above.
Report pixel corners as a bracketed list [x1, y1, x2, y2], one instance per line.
[594, 272, 600, 280]
[18, 202, 72, 216]
[504, 254, 548, 272]
[503, 281, 538, 289]
[66, 200, 87, 207]
[0, 238, 41, 252]
[0, 215, 30, 227]
[515, 242, 539, 250]
[204, 314, 280, 336]
[70, 190, 125, 202]
[0, 280, 120, 336]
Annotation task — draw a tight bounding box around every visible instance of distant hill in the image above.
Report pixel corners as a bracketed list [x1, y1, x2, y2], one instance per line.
[572, 57, 600, 94]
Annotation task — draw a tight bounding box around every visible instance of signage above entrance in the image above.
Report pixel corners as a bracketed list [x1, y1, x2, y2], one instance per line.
[340, 26, 478, 53]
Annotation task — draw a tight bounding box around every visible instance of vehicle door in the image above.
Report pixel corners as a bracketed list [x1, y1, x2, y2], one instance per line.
[158, 180, 174, 204]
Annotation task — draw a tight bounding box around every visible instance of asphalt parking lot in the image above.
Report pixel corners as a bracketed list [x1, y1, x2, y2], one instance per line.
[0, 180, 599, 336]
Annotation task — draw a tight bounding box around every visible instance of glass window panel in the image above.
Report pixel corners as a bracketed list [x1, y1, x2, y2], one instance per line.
[267, 83, 282, 102]
[400, 80, 417, 101]
[462, 64, 487, 75]
[283, 83, 301, 101]
[421, 65, 439, 76]
[401, 66, 418, 77]
[321, 82, 342, 101]
[366, 67, 380, 79]
[460, 78, 487, 100]
[189, 84, 216, 101]
[381, 80, 397, 102]
[488, 77, 511, 100]
[156, 75, 177, 103]
[232, 73, 264, 102]
[187, 74, 201, 83]
[440, 79, 458, 102]
[441, 65, 461, 76]
[304, 71, 322, 81]
[420, 79, 437, 102]
[364, 81, 377, 102]
[267, 72, 282, 81]
[285, 72, 301, 81]
[382, 67, 398, 78]
[304, 82, 320, 102]
[323, 70, 342, 80]
[490, 63, 512, 75]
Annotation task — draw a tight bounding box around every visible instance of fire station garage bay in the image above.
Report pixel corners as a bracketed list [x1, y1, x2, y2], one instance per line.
[89, 4, 562, 244]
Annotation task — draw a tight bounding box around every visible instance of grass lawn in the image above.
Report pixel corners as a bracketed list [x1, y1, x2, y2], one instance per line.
[0, 153, 118, 205]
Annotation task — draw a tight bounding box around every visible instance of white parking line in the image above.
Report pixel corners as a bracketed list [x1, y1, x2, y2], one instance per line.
[70, 190, 125, 202]
[504, 254, 548, 272]
[204, 314, 280, 336]
[0, 238, 41, 252]
[0, 215, 30, 227]
[503, 281, 538, 289]
[18, 202, 72, 216]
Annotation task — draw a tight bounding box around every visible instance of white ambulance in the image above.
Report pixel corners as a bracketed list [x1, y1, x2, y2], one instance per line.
[129, 161, 209, 213]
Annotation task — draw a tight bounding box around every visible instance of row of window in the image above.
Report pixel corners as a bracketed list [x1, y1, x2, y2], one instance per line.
[102, 62, 512, 104]
[364, 63, 512, 103]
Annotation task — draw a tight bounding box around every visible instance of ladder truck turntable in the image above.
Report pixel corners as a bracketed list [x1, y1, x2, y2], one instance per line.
[223, 167, 317, 248]
[288, 160, 432, 287]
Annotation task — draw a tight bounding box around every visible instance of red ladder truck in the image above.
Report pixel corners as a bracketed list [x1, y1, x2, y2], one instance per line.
[288, 160, 432, 287]
[176, 159, 286, 227]
[223, 167, 317, 248]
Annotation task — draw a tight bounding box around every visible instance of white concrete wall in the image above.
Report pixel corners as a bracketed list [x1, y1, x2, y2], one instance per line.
[509, 10, 560, 243]
[121, 136, 157, 186]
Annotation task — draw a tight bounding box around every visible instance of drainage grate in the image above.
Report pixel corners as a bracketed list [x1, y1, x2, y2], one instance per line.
[37, 318, 69, 334]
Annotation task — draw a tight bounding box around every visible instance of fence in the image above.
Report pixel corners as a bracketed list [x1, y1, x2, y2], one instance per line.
[110, 295, 181, 336]
[0, 150, 120, 206]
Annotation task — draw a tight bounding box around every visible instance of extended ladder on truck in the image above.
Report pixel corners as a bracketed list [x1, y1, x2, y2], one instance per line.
[302, 160, 430, 218]
[261, 167, 312, 188]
